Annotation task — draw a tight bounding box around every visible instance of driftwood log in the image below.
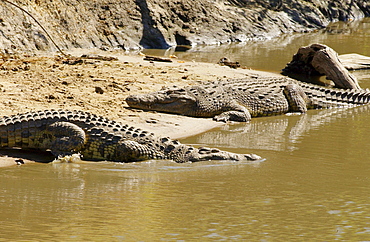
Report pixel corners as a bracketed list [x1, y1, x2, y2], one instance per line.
[282, 44, 360, 90]
[144, 55, 173, 63]
[339, 53, 370, 71]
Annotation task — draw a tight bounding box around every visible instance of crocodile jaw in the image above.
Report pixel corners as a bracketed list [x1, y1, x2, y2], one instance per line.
[126, 92, 196, 115]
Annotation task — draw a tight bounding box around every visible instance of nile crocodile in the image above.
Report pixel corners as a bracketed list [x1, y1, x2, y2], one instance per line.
[0, 110, 260, 163]
[126, 77, 370, 122]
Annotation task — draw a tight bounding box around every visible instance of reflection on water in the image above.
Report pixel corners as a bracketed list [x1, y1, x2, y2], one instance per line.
[183, 105, 370, 152]
[2, 18, 370, 241]
[2, 107, 370, 241]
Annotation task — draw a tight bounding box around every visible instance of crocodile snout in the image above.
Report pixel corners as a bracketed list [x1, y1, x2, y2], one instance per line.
[125, 95, 139, 105]
[126, 94, 156, 107]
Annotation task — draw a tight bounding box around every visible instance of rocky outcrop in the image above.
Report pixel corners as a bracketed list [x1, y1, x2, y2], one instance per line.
[0, 0, 369, 53]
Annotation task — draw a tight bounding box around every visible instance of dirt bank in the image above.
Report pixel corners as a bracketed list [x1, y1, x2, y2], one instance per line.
[0, 0, 369, 52]
[0, 49, 281, 166]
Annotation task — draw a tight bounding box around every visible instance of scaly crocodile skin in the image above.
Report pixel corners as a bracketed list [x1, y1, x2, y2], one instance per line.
[0, 110, 260, 162]
[126, 77, 370, 122]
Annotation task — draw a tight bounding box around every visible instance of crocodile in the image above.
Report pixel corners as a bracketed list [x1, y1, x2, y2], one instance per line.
[126, 77, 370, 122]
[0, 110, 260, 163]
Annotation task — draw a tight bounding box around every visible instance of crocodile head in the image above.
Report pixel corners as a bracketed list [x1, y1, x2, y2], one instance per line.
[161, 140, 262, 163]
[126, 87, 197, 115]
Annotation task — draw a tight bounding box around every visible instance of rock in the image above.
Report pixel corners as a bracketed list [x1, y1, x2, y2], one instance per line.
[0, 0, 369, 51]
[218, 57, 241, 69]
[95, 86, 104, 94]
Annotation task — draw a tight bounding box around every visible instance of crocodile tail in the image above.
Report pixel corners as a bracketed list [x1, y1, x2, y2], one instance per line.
[0, 118, 8, 148]
[343, 89, 370, 105]
[354, 90, 370, 104]
[326, 89, 370, 105]
[0, 116, 25, 148]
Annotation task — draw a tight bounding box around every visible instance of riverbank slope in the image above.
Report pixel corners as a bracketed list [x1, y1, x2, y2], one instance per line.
[0, 0, 369, 52]
[0, 49, 282, 166]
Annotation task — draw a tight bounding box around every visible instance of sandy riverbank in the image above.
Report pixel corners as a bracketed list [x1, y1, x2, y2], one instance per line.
[0, 49, 281, 167]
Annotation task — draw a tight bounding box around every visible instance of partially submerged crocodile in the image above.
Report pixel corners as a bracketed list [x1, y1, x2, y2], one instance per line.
[0, 110, 260, 163]
[126, 77, 370, 122]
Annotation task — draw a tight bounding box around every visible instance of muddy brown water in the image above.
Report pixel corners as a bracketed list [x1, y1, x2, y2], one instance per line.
[2, 18, 370, 240]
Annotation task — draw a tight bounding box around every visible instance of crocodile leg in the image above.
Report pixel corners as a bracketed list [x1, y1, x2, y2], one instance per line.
[283, 84, 309, 113]
[111, 140, 165, 162]
[213, 106, 252, 122]
[46, 121, 86, 157]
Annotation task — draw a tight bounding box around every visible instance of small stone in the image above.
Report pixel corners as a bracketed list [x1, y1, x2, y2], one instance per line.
[46, 94, 56, 99]
[146, 119, 157, 123]
[95, 86, 104, 94]
[15, 159, 24, 165]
